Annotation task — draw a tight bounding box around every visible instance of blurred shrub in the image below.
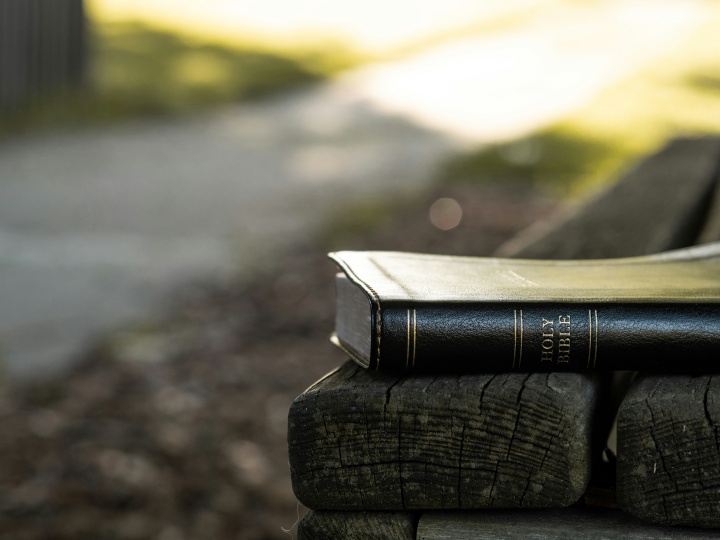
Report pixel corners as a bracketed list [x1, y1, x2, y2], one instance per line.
[435, 129, 626, 194]
[1, 22, 362, 134]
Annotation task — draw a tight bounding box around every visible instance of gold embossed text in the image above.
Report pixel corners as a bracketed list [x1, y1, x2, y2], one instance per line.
[540, 315, 571, 363]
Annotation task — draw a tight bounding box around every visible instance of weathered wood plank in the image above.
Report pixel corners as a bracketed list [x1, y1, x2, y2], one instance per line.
[615, 145, 720, 528]
[0, 0, 86, 110]
[67, 0, 87, 86]
[416, 509, 720, 539]
[291, 138, 720, 533]
[497, 137, 720, 486]
[696, 161, 720, 245]
[497, 137, 720, 260]
[0, 0, 30, 108]
[298, 511, 418, 540]
[617, 375, 720, 527]
[289, 362, 601, 510]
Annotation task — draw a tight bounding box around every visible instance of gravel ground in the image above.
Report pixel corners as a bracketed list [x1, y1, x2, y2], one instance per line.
[0, 184, 560, 539]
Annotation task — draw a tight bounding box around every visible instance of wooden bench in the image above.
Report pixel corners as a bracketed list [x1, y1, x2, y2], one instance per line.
[297, 137, 720, 539]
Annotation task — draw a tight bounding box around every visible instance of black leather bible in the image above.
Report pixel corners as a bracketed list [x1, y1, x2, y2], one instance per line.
[329, 243, 720, 372]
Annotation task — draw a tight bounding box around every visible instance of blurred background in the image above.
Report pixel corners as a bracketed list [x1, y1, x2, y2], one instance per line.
[1, 0, 720, 537]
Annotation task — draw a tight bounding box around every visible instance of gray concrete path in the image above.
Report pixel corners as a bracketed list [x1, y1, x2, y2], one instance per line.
[0, 0, 704, 379]
[0, 101, 455, 378]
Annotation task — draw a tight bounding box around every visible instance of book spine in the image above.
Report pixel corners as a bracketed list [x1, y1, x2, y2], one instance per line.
[375, 303, 720, 372]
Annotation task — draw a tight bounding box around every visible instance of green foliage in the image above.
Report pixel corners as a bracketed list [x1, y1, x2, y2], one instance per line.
[685, 73, 720, 95]
[96, 25, 317, 109]
[318, 129, 645, 250]
[435, 129, 632, 195]
[1, 22, 362, 134]
[317, 196, 410, 249]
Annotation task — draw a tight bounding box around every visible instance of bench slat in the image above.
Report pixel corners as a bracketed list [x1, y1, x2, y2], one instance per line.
[295, 137, 720, 536]
[616, 143, 720, 527]
[417, 509, 720, 539]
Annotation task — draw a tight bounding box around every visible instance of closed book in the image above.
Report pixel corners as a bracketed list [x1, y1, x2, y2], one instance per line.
[329, 242, 720, 372]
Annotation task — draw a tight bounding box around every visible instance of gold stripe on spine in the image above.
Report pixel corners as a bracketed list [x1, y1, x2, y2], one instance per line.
[412, 309, 417, 368]
[587, 310, 592, 369]
[406, 310, 411, 369]
[519, 309, 524, 368]
[593, 310, 599, 368]
[513, 310, 518, 368]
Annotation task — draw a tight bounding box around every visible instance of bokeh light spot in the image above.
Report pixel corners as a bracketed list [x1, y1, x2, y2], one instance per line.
[429, 197, 462, 230]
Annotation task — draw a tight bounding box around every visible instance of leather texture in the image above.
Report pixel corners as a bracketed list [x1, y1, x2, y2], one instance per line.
[379, 302, 720, 372]
[330, 243, 720, 372]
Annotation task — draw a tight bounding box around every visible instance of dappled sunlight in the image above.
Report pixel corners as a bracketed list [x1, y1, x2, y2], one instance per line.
[5, 1, 720, 538]
[436, 128, 621, 195]
[11, 0, 719, 174]
[335, 1, 704, 143]
[91, 22, 332, 110]
[540, 2, 720, 193]
[87, 0, 546, 55]
[171, 52, 231, 90]
[1, 22, 344, 132]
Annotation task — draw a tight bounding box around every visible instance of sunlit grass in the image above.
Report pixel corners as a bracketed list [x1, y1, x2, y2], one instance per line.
[437, 130, 623, 193]
[1, 21, 362, 134]
[435, 3, 720, 198]
[86, 0, 553, 58]
[93, 22, 360, 108]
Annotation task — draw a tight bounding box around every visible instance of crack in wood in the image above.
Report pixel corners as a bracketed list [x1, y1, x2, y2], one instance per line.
[702, 376, 720, 456]
[457, 423, 466, 508]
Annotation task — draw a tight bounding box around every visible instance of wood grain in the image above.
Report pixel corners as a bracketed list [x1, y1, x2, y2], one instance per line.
[291, 137, 720, 532]
[298, 511, 418, 540]
[289, 362, 600, 510]
[615, 146, 720, 528]
[496, 137, 720, 260]
[417, 509, 720, 539]
[617, 375, 720, 527]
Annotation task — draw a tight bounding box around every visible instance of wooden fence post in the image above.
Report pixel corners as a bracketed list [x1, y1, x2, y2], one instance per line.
[0, 0, 86, 111]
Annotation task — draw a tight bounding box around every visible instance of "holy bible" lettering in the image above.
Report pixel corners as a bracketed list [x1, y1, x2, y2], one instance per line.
[540, 315, 571, 363]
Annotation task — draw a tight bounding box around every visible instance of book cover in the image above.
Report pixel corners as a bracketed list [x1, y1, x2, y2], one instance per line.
[330, 243, 720, 372]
